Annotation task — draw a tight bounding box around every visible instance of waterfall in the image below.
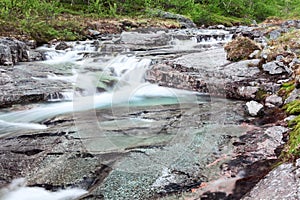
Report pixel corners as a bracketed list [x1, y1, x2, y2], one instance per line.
[0, 54, 200, 136]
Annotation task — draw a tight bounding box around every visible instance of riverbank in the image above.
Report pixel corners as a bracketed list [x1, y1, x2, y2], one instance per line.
[0, 19, 299, 199]
[1, 0, 300, 44]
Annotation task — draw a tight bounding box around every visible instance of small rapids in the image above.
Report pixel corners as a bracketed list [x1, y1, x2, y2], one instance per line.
[0, 54, 201, 135]
[0, 29, 253, 200]
[0, 29, 233, 134]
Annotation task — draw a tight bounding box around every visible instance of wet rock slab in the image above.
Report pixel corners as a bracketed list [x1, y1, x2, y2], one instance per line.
[145, 48, 268, 100]
[0, 100, 250, 199]
[0, 63, 73, 108]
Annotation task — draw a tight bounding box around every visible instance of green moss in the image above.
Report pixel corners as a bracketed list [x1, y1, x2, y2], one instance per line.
[284, 100, 300, 115]
[281, 100, 300, 161]
[279, 81, 296, 99]
[283, 115, 300, 160]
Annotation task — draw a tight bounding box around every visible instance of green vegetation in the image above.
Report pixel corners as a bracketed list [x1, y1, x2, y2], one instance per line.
[1, 0, 300, 42]
[282, 100, 300, 161]
[279, 81, 296, 99]
[264, 29, 300, 63]
[284, 100, 300, 115]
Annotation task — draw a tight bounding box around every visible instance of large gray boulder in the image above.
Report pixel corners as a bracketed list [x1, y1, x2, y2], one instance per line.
[0, 37, 30, 65]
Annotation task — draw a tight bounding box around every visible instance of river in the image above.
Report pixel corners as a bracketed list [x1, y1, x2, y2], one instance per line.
[0, 28, 251, 200]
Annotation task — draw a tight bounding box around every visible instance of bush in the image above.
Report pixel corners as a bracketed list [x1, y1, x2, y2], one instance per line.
[224, 36, 262, 61]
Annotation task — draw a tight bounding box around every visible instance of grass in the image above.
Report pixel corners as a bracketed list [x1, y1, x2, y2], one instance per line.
[0, 0, 300, 43]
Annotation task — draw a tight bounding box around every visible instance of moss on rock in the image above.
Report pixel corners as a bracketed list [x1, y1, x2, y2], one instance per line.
[279, 81, 296, 99]
[281, 100, 300, 161]
[284, 100, 300, 115]
[281, 114, 300, 161]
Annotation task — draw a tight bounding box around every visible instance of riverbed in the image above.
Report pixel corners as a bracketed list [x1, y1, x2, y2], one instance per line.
[0, 28, 268, 200]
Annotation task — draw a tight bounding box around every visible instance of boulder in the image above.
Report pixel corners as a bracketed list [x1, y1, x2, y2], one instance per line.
[55, 41, 70, 50]
[25, 40, 37, 49]
[242, 163, 298, 200]
[155, 10, 196, 28]
[88, 29, 101, 37]
[28, 51, 45, 61]
[232, 26, 263, 40]
[0, 37, 30, 65]
[237, 86, 259, 99]
[281, 20, 300, 28]
[249, 50, 260, 59]
[224, 36, 261, 61]
[265, 94, 283, 107]
[285, 88, 300, 104]
[246, 101, 264, 116]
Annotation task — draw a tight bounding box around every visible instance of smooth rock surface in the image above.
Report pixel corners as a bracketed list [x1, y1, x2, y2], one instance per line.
[0, 63, 72, 108]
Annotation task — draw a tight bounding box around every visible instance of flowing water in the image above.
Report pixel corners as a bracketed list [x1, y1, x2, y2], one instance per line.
[0, 29, 249, 199]
[0, 29, 231, 135]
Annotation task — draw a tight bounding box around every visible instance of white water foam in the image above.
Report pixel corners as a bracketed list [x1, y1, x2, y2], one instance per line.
[37, 41, 98, 63]
[0, 120, 47, 130]
[0, 53, 200, 133]
[0, 178, 87, 200]
[47, 91, 74, 102]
